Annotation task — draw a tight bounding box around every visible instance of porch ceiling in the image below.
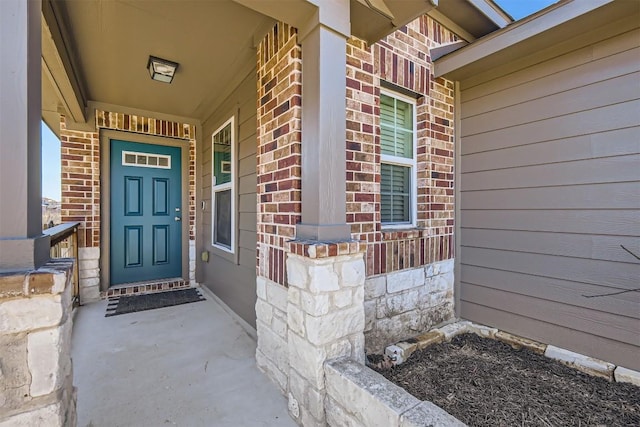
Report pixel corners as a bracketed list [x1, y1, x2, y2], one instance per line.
[43, 0, 510, 126]
[50, 0, 274, 122]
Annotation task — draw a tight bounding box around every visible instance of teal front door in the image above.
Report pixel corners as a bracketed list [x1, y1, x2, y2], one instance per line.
[110, 140, 182, 285]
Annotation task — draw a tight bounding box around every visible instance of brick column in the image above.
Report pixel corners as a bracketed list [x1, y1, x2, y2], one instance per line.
[256, 23, 302, 288]
[254, 23, 302, 394]
[0, 0, 50, 271]
[285, 241, 367, 426]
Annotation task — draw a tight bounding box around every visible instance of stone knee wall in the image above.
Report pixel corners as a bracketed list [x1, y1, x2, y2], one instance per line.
[0, 259, 76, 426]
[78, 247, 100, 302]
[325, 358, 464, 427]
[364, 258, 454, 353]
[255, 275, 290, 394]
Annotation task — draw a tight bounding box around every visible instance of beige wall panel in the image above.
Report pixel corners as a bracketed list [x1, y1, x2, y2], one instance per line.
[461, 155, 640, 191]
[237, 88, 257, 123]
[239, 247, 257, 270]
[458, 18, 640, 366]
[238, 174, 256, 195]
[460, 301, 640, 370]
[238, 140, 257, 160]
[461, 182, 638, 210]
[239, 119, 258, 149]
[461, 128, 640, 172]
[460, 209, 639, 236]
[461, 101, 639, 155]
[461, 265, 640, 319]
[462, 47, 640, 118]
[239, 193, 257, 214]
[461, 72, 639, 136]
[239, 154, 257, 177]
[206, 257, 257, 326]
[239, 229, 257, 251]
[461, 229, 640, 264]
[239, 213, 257, 233]
[461, 284, 640, 344]
[238, 216, 257, 234]
[462, 247, 639, 291]
[199, 70, 258, 327]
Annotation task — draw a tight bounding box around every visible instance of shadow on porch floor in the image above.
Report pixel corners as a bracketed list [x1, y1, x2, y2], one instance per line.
[71, 287, 295, 427]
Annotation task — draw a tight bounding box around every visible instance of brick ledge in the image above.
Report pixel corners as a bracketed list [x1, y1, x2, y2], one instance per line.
[103, 278, 190, 298]
[286, 239, 367, 259]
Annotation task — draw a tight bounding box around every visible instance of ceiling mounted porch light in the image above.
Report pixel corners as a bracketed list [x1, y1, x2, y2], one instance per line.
[147, 56, 179, 83]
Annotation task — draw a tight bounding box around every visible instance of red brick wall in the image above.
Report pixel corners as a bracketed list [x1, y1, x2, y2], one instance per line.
[60, 118, 100, 247]
[255, 16, 458, 282]
[60, 112, 197, 248]
[256, 23, 302, 286]
[346, 38, 379, 239]
[346, 15, 457, 276]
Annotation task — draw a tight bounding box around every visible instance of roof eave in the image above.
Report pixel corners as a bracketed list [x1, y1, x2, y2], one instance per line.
[433, 0, 617, 80]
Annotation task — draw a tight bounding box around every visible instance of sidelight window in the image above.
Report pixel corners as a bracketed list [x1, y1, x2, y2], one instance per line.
[212, 117, 234, 251]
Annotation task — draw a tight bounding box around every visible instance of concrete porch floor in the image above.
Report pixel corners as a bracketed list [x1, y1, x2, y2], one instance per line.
[71, 287, 296, 427]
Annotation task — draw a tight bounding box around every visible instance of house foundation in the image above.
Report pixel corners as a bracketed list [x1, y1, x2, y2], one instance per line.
[364, 258, 455, 353]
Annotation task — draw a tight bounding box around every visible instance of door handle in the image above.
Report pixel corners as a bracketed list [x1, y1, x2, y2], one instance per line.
[174, 216, 181, 222]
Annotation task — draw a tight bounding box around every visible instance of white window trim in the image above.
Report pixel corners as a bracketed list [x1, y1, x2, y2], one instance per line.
[380, 89, 417, 229]
[211, 116, 235, 253]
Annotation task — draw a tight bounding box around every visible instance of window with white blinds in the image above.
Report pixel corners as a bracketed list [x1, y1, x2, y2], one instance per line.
[380, 91, 416, 226]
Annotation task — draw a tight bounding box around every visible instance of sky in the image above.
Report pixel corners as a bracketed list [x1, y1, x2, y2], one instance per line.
[42, 121, 61, 201]
[39, 1, 556, 202]
[494, 0, 558, 20]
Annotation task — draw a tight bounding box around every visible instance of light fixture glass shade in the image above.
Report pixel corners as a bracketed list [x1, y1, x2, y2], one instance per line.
[147, 56, 179, 83]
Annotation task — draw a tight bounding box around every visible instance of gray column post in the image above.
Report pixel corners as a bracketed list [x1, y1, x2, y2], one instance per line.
[0, 0, 50, 271]
[296, 6, 352, 241]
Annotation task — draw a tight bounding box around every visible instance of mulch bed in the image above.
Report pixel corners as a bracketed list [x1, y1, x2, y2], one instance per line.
[369, 333, 640, 426]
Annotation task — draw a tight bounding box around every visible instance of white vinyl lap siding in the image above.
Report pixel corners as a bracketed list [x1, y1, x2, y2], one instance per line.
[457, 22, 640, 370]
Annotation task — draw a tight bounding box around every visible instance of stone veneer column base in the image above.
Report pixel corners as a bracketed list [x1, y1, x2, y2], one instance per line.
[255, 240, 369, 427]
[0, 259, 77, 426]
[286, 240, 367, 426]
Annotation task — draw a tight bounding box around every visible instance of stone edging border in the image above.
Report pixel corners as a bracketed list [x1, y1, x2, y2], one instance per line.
[383, 320, 640, 386]
[324, 358, 466, 427]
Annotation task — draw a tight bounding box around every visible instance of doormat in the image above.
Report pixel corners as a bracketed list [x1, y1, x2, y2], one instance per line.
[106, 288, 205, 317]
